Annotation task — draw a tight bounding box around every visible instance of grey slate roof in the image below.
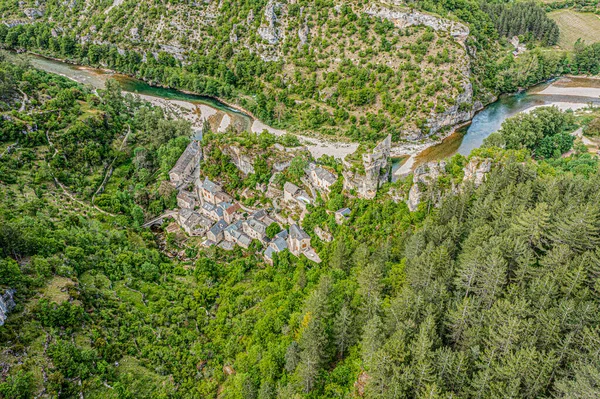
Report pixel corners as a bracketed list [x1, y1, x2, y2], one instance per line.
[209, 219, 228, 236]
[202, 177, 219, 194]
[314, 166, 337, 185]
[289, 224, 310, 240]
[336, 208, 351, 216]
[225, 220, 242, 234]
[265, 246, 276, 260]
[170, 141, 200, 175]
[275, 229, 288, 240]
[246, 218, 267, 234]
[271, 236, 288, 251]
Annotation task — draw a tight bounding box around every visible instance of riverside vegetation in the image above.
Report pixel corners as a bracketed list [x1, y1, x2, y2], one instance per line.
[2, 0, 600, 143]
[4, 50, 600, 398]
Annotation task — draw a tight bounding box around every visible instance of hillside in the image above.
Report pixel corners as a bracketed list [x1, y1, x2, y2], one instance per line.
[1, 0, 482, 142]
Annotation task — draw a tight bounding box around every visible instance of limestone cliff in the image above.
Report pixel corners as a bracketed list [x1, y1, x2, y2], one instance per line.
[343, 135, 392, 199]
[405, 157, 492, 211]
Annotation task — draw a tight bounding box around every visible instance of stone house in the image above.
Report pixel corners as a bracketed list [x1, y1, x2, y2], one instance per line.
[232, 229, 253, 249]
[181, 211, 213, 236]
[283, 182, 300, 202]
[224, 220, 243, 242]
[201, 202, 224, 221]
[223, 202, 242, 224]
[335, 208, 351, 224]
[169, 141, 201, 185]
[177, 190, 196, 209]
[287, 224, 322, 263]
[308, 164, 337, 192]
[214, 191, 233, 204]
[264, 236, 288, 264]
[243, 218, 268, 243]
[200, 177, 222, 204]
[287, 224, 311, 256]
[207, 219, 228, 242]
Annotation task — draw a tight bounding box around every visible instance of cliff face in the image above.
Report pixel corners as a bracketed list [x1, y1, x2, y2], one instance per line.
[343, 135, 392, 199]
[363, 6, 469, 44]
[405, 157, 492, 211]
[0, 289, 16, 326]
[222, 145, 256, 176]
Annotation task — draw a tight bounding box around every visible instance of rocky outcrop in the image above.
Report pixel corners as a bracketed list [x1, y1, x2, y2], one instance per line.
[23, 8, 44, 19]
[258, 1, 283, 45]
[462, 157, 491, 187]
[0, 289, 16, 326]
[222, 145, 255, 175]
[343, 135, 392, 199]
[364, 6, 469, 44]
[426, 80, 475, 135]
[406, 161, 446, 211]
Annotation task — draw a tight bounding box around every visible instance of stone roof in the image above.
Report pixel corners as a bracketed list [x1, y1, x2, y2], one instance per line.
[264, 246, 276, 260]
[225, 220, 242, 234]
[209, 219, 228, 236]
[202, 177, 220, 194]
[177, 190, 195, 202]
[215, 191, 233, 203]
[246, 218, 267, 234]
[202, 202, 216, 213]
[275, 229, 288, 240]
[314, 167, 337, 185]
[179, 208, 194, 221]
[336, 207, 351, 216]
[183, 212, 212, 230]
[289, 224, 310, 240]
[252, 209, 267, 220]
[170, 141, 200, 176]
[218, 241, 235, 251]
[271, 236, 288, 252]
[284, 181, 300, 195]
[236, 233, 252, 247]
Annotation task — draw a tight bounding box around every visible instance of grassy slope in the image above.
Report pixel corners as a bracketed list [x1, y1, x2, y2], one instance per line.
[549, 9, 600, 49]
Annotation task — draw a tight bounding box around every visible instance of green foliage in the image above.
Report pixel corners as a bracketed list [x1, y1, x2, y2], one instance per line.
[484, 106, 576, 158]
[482, 1, 560, 45]
[0, 371, 35, 399]
[265, 222, 281, 239]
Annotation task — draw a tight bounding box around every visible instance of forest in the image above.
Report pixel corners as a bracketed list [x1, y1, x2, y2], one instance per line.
[2, 53, 600, 398]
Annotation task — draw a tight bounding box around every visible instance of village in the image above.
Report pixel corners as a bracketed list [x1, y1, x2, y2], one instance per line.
[163, 133, 391, 264]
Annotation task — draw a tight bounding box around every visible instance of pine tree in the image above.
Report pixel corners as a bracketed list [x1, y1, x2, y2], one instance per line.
[333, 303, 354, 358]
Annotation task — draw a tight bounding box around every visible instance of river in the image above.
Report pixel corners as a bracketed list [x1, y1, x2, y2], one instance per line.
[394, 77, 600, 177]
[27, 54, 253, 134]
[26, 54, 600, 169]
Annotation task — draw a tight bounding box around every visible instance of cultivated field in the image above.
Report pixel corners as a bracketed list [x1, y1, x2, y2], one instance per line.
[549, 9, 600, 49]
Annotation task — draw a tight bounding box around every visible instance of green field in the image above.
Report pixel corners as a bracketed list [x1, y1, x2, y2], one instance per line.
[549, 9, 600, 49]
